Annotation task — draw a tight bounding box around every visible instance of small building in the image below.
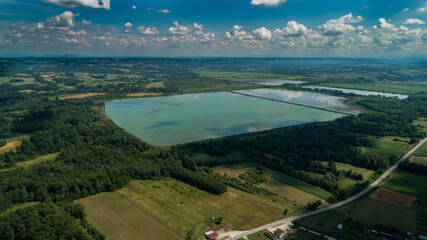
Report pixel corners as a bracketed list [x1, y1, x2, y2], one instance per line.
[287, 227, 301, 236]
[275, 228, 286, 238]
[204, 230, 218, 240]
[264, 230, 277, 239]
[337, 224, 343, 231]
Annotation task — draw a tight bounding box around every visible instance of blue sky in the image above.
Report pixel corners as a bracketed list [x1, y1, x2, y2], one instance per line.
[0, 0, 426, 57]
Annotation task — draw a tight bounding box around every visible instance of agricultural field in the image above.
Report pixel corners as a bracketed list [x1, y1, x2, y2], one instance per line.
[382, 170, 427, 199]
[212, 162, 331, 201]
[76, 192, 178, 240]
[409, 156, 427, 166]
[259, 179, 323, 205]
[360, 136, 408, 161]
[107, 179, 305, 239]
[195, 71, 306, 81]
[320, 82, 427, 94]
[271, 172, 333, 200]
[296, 169, 427, 239]
[415, 142, 427, 157]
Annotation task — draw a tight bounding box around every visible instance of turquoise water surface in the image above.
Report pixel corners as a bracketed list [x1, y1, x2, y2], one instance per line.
[105, 92, 343, 146]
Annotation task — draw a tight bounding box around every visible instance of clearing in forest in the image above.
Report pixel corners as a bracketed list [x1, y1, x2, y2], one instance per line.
[0, 141, 22, 153]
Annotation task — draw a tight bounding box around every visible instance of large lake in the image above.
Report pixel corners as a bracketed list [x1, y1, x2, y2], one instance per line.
[234, 89, 361, 114]
[303, 86, 408, 99]
[105, 92, 343, 146]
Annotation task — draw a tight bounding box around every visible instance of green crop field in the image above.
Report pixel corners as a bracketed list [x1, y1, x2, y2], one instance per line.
[272, 172, 333, 199]
[361, 136, 406, 161]
[383, 170, 427, 199]
[296, 196, 418, 239]
[76, 192, 178, 240]
[415, 142, 427, 157]
[110, 179, 304, 239]
[320, 82, 427, 94]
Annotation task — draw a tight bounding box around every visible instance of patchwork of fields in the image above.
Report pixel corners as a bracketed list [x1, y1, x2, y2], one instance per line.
[77, 179, 305, 240]
[296, 170, 427, 239]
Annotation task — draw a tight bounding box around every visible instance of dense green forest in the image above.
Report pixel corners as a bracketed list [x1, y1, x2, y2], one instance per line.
[0, 58, 426, 239]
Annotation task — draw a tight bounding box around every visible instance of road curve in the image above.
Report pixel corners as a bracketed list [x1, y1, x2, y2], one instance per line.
[228, 137, 427, 239]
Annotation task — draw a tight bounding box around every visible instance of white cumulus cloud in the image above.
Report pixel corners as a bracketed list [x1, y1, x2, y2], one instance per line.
[275, 21, 308, 37]
[168, 21, 189, 35]
[41, 0, 110, 10]
[417, 1, 427, 13]
[123, 22, 132, 33]
[403, 18, 426, 25]
[320, 13, 363, 36]
[253, 27, 271, 40]
[39, 11, 76, 30]
[137, 26, 159, 35]
[250, 0, 287, 8]
[374, 18, 396, 30]
[156, 9, 171, 14]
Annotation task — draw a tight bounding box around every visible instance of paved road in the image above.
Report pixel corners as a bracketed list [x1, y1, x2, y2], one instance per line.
[228, 137, 427, 239]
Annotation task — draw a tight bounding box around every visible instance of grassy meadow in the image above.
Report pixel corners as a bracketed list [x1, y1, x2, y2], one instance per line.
[76, 192, 178, 240]
[78, 179, 305, 240]
[382, 170, 427, 199]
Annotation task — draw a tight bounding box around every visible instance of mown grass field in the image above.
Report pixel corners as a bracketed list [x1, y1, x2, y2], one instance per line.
[76, 192, 178, 240]
[409, 156, 427, 166]
[272, 172, 333, 200]
[382, 170, 427, 199]
[320, 82, 427, 94]
[114, 179, 305, 238]
[259, 179, 323, 205]
[361, 136, 407, 161]
[415, 142, 427, 157]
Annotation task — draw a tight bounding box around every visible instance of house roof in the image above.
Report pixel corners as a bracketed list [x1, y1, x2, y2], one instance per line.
[206, 231, 218, 239]
[265, 231, 276, 237]
[288, 227, 301, 235]
[275, 228, 285, 235]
